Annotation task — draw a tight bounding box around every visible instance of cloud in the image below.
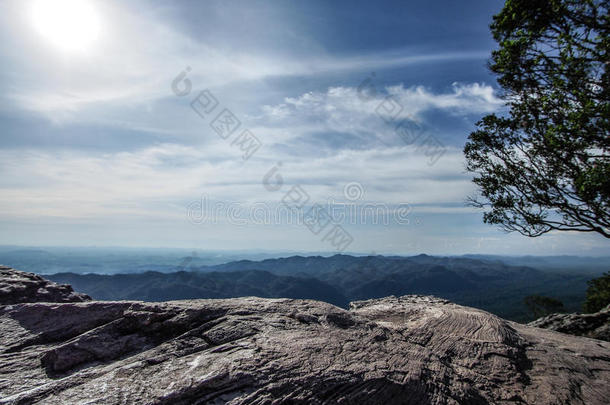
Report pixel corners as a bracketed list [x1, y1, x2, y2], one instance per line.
[0, 141, 474, 220]
[388, 82, 504, 115]
[4, 139, 607, 255]
[0, 0, 492, 121]
[250, 82, 503, 151]
[261, 82, 502, 123]
[0, 81, 503, 223]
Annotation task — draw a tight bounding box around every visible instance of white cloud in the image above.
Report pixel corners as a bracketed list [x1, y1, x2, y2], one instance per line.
[388, 82, 504, 115]
[0, 0, 493, 120]
[0, 141, 475, 221]
[250, 83, 503, 151]
[0, 82, 504, 222]
[261, 82, 502, 124]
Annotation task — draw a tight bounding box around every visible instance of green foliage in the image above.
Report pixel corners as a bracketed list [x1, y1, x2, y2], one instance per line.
[464, 0, 610, 238]
[524, 294, 565, 318]
[583, 271, 610, 312]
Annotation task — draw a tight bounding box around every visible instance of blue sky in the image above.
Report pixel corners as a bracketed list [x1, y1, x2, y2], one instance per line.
[0, 0, 607, 255]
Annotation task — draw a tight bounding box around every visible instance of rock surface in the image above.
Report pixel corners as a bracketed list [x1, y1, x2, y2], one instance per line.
[0, 269, 609, 404]
[528, 305, 610, 342]
[0, 266, 90, 305]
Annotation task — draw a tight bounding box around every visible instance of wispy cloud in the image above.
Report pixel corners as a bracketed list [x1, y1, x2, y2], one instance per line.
[4, 0, 606, 254]
[0, 0, 492, 119]
[0, 142, 473, 220]
[251, 83, 503, 151]
[0, 81, 504, 221]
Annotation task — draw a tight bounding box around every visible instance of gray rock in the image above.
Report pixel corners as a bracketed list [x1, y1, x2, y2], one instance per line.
[0, 266, 91, 305]
[0, 270, 609, 404]
[528, 305, 610, 342]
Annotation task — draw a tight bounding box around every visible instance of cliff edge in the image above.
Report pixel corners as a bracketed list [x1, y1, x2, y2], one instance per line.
[0, 267, 609, 404]
[0, 265, 90, 305]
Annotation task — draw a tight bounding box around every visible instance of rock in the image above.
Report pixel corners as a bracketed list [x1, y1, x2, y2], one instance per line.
[0, 269, 609, 404]
[0, 291, 608, 404]
[0, 266, 91, 304]
[528, 305, 610, 342]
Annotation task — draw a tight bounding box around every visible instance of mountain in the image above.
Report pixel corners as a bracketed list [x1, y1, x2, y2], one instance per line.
[462, 254, 610, 273]
[43, 254, 604, 322]
[196, 254, 601, 321]
[47, 269, 349, 308]
[1, 268, 608, 404]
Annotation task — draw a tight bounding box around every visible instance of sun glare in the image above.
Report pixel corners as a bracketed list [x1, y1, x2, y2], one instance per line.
[30, 0, 101, 53]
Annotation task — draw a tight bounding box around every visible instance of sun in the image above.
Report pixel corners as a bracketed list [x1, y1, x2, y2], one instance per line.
[30, 0, 101, 53]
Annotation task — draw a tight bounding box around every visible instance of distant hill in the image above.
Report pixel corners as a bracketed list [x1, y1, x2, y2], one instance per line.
[46, 254, 607, 322]
[47, 270, 349, 308]
[461, 254, 610, 273]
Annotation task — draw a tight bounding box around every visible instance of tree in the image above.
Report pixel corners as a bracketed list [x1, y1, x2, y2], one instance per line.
[524, 295, 565, 319]
[464, 0, 610, 238]
[583, 272, 610, 313]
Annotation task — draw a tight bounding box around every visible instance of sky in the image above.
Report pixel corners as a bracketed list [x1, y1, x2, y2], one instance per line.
[0, 0, 607, 256]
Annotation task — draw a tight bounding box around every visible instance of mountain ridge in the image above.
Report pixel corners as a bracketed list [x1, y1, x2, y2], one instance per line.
[44, 254, 601, 321]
